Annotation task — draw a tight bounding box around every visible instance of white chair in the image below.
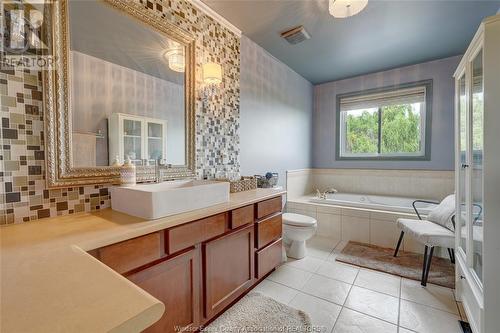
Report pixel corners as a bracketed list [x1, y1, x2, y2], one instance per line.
[393, 198, 455, 287]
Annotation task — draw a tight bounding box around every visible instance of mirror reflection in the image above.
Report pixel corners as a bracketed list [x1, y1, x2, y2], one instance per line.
[69, 0, 186, 167]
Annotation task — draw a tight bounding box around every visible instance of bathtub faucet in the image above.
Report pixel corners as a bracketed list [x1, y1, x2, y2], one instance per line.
[325, 188, 338, 194]
[316, 189, 325, 199]
[316, 188, 338, 199]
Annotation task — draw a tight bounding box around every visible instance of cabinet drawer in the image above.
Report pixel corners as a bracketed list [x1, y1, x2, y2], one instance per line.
[98, 232, 162, 274]
[256, 238, 282, 279]
[166, 213, 227, 254]
[255, 213, 282, 249]
[256, 196, 282, 219]
[230, 205, 254, 229]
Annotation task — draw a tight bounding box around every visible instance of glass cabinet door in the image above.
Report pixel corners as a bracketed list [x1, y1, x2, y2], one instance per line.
[471, 50, 484, 282]
[457, 73, 468, 255]
[147, 122, 164, 162]
[123, 119, 142, 163]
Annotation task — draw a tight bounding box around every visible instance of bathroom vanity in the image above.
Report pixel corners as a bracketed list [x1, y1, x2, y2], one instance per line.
[0, 189, 284, 333]
[91, 194, 283, 332]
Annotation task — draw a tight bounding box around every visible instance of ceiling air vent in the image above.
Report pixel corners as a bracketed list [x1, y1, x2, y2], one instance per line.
[280, 26, 310, 45]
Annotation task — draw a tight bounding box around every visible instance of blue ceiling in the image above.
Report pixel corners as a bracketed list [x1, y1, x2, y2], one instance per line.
[203, 0, 500, 84]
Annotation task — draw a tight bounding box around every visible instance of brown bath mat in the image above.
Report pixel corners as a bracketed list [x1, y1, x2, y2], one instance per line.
[336, 241, 455, 288]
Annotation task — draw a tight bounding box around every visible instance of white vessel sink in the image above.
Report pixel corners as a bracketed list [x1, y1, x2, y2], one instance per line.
[110, 180, 230, 219]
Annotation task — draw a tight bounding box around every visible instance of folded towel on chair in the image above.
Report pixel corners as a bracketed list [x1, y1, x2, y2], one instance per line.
[427, 194, 455, 231]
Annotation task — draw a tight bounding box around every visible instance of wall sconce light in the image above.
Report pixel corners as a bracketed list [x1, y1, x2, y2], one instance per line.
[202, 62, 222, 100]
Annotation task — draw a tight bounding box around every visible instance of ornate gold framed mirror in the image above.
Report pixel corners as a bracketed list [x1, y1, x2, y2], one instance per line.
[43, 0, 196, 187]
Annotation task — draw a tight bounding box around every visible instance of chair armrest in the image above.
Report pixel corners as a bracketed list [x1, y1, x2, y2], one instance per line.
[454, 204, 483, 226]
[472, 203, 483, 224]
[412, 199, 439, 220]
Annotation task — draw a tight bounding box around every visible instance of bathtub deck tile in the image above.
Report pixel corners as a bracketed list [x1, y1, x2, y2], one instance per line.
[341, 215, 370, 243]
[369, 219, 401, 249]
[341, 207, 371, 218]
[316, 205, 342, 215]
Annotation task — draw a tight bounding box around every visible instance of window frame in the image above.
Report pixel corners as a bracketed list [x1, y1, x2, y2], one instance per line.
[335, 79, 433, 161]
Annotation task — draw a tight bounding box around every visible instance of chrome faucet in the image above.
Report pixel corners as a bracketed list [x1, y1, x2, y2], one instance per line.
[316, 187, 338, 199]
[316, 189, 325, 199]
[325, 188, 338, 194]
[154, 158, 164, 183]
[154, 160, 173, 183]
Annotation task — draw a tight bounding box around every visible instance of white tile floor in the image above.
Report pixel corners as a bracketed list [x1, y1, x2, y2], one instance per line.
[253, 236, 467, 333]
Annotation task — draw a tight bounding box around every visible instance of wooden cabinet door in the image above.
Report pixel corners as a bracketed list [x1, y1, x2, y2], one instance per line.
[203, 225, 254, 319]
[127, 248, 200, 333]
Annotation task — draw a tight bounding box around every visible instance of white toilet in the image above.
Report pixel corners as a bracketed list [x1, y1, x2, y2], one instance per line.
[282, 213, 317, 259]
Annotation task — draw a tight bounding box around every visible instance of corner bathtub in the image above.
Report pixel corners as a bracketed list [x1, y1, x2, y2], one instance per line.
[310, 192, 434, 215]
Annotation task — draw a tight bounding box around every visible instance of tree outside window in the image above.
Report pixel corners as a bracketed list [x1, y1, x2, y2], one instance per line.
[337, 81, 431, 160]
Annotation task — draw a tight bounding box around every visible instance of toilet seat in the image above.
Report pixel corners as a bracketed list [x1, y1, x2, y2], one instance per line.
[283, 213, 317, 227]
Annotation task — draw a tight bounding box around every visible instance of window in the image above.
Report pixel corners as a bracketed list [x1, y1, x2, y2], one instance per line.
[336, 80, 432, 160]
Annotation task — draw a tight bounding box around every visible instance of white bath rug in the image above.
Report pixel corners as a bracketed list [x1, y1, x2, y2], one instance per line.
[203, 292, 312, 333]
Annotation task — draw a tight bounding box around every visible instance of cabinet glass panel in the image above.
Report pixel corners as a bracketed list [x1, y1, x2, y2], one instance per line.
[148, 122, 164, 162]
[148, 122, 163, 138]
[458, 73, 467, 254]
[124, 136, 142, 162]
[471, 50, 484, 281]
[123, 119, 142, 137]
[148, 138, 163, 161]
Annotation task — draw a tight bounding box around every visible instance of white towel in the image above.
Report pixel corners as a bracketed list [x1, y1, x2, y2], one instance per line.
[72, 132, 96, 167]
[427, 194, 455, 231]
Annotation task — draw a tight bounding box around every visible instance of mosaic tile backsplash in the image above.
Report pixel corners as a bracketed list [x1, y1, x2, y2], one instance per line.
[0, 0, 241, 225]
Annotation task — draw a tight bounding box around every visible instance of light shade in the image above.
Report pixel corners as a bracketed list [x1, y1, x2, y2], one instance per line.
[329, 0, 368, 18]
[202, 63, 222, 85]
[163, 48, 185, 73]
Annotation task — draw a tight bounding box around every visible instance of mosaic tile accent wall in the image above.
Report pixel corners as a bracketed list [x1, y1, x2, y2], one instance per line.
[0, 0, 241, 225]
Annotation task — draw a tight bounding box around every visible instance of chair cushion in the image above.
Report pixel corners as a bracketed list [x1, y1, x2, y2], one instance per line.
[397, 218, 455, 248]
[426, 194, 455, 231]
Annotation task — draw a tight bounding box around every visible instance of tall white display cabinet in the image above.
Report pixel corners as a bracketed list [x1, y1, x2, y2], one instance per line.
[453, 15, 500, 333]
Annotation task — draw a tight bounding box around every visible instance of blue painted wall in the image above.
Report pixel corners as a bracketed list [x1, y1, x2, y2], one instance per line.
[312, 55, 461, 171]
[240, 35, 313, 186]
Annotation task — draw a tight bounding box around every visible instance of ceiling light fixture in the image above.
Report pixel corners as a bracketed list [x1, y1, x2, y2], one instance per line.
[163, 42, 185, 73]
[329, 0, 368, 18]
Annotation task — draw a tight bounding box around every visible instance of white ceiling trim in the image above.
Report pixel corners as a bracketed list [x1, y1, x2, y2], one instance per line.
[189, 0, 242, 37]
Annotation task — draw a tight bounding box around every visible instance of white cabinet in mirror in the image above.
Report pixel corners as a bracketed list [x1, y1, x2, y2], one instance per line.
[106, 113, 172, 167]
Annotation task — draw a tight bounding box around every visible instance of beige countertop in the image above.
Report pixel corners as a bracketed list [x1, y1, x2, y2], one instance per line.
[0, 188, 285, 333]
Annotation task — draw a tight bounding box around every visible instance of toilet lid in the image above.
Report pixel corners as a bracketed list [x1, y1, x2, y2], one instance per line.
[283, 213, 317, 227]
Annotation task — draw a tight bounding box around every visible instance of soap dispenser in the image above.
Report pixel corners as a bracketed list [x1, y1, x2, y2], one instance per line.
[120, 156, 136, 186]
[111, 155, 122, 167]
